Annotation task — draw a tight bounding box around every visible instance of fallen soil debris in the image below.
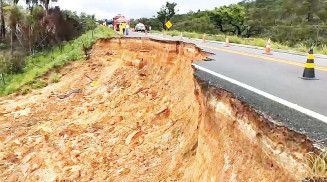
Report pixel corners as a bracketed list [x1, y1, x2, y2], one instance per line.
[0, 38, 322, 181]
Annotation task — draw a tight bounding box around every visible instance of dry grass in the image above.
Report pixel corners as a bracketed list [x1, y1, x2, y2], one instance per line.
[306, 148, 327, 177]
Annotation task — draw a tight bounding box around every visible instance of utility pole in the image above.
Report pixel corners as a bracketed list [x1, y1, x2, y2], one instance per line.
[0, 0, 5, 42]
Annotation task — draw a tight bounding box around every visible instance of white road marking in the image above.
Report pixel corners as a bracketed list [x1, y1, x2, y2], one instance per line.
[193, 64, 327, 123]
[145, 32, 327, 123]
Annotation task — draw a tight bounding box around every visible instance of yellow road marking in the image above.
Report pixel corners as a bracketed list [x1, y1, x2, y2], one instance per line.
[197, 44, 327, 72]
[148, 34, 327, 72]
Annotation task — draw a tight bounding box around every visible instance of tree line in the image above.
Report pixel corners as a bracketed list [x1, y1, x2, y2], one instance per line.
[0, 0, 97, 77]
[132, 0, 327, 46]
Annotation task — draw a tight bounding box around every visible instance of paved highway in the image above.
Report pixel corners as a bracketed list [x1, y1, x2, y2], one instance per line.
[129, 32, 327, 124]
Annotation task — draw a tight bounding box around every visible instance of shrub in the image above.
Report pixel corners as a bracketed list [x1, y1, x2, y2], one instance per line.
[32, 80, 47, 89]
[0, 26, 116, 96]
[49, 73, 61, 83]
[0, 43, 9, 50]
[20, 85, 32, 95]
[307, 148, 327, 177]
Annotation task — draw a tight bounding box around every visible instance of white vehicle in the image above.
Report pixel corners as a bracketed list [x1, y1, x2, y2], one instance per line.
[135, 23, 146, 32]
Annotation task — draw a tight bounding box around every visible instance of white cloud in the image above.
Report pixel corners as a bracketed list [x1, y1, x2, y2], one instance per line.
[22, 0, 242, 19]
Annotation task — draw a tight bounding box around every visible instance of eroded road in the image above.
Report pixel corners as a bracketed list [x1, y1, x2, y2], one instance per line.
[0, 37, 324, 181]
[131, 31, 327, 119]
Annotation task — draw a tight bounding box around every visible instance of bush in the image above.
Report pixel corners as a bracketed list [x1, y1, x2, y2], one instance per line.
[20, 85, 32, 95]
[0, 26, 116, 96]
[49, 73, 61, 83]
[0, 43, 9, 50]
[32, 80, 47, 89]
[8, 55, 26, 74]
[0, 55, 9, 74]
[0, 54, 25, 74]
[307, 148, 327, 177]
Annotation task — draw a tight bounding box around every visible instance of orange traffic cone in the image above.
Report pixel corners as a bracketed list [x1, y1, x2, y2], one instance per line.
[180, 32, 183, 40]
[264, 38, 272, 55]
[301, 48, 318, 80]
[203, 34, 206, 43]
[225, 36, 230, 47]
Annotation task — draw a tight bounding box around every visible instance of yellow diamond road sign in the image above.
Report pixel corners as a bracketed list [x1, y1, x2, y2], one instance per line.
[165, 21, 173, 29]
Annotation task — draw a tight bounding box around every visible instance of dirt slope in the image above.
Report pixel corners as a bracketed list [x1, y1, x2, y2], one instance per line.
[0, 38, 206, 181]
[0, 38, 314, 181]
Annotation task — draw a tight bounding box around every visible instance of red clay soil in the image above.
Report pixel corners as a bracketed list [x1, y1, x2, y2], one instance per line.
[0, 38, 317, 181]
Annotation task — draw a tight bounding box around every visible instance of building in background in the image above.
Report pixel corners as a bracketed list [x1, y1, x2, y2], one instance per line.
[113, 14, 130, 31]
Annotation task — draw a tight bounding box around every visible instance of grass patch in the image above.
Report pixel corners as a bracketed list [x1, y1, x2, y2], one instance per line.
[0, 26, 116, 96]
[153, 30, 327, 55]
[49, 73, 61, 83]
[20, 85, 32, 95]
[31, 80, 47, 89]
[307, 148, 327, 177]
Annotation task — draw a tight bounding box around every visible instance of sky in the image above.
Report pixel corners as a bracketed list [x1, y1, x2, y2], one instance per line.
[29, 0, 242, 20]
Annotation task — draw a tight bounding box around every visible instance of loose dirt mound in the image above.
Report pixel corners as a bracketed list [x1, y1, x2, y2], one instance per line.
[0, 38, 206, 181]
[0, 38, 316, 181]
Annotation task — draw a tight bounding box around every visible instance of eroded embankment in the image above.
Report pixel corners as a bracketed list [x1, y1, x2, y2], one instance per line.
[0, 38, 317, 181]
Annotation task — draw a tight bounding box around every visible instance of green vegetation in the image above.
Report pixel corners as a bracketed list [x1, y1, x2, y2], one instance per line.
[0, 43, 8, 49]
[0, 0, 110, 96]
[49, 73, 61, 83]
[0, 0, 99, 74]
[157, 2, 177, 30]
[134, 0, 327, 50]
[307, 148, 327, 177]
[153, 30, 327, 54]
[20, 85, 32, 95]
[0, 26, 116, 96]
[31, 80, 47, 89]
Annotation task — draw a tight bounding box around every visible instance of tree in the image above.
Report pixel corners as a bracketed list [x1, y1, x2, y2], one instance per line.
[80, 13, 96, 37]
[0, 0, 5, 42]
[157, 2, 177, 30]
[39, 0, 49, 11]
[282, 0, 322, 23]
[209, 4, 246, 36]
[5, 4, 23, 54]
[25, 0, 56, 12]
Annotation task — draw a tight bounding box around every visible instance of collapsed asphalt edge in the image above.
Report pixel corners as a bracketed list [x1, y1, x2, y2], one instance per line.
[151, 33, 327, 60]
[193, 64, 327, 149]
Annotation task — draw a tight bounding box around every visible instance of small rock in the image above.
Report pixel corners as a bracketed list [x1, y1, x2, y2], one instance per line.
[117, 168, 124, 174]
[138, 137, 144, 144]
[110, 120, 116, 125]
[125, 131, 140, 145]
[157, 148, 162, 155]
[87, 106, 95, 111]
[138, 167, 147, 175]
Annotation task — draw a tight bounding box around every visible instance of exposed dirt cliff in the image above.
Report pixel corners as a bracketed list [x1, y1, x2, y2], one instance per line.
[0, 38, 318, 181]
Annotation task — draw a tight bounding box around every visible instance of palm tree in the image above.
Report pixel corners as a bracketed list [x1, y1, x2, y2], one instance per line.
[25, 0, 38, 10]
[40, 0, 49, 11]
[25, 0, 57, 13]
[6, 5, 22, 54]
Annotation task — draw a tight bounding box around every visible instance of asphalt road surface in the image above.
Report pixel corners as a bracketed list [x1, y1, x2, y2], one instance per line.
[128, 31, 327, 124]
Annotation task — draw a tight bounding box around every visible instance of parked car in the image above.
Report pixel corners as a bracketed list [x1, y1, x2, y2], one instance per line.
[135, 23, 146, 32]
